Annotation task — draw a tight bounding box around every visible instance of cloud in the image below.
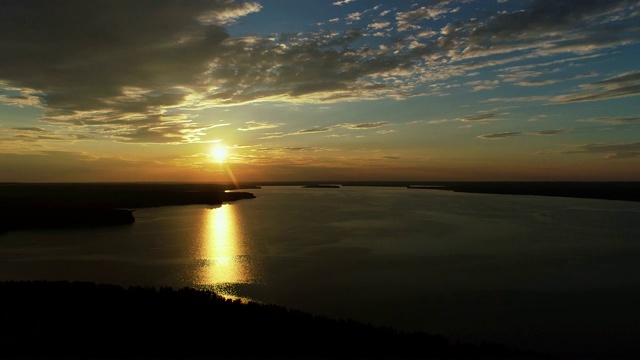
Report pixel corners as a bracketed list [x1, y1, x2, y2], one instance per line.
[551, 71, 640, 103]
[237, 121, 283, 131]
[564, 141, 640, 159]
[466, 80, 500, 92]
[347, 12, 363, 21]
[0, 126, 91, 143]
[579, 116, 640, 124]
[439, 0, 640, 62]
[257, 147, 309, 152]
[368, 21, 391, 30]
[527, 129, 571, 136]
[1, 0, 638, 145]
[0, 87, 44, 108]
[478, 129, 570, 140]
[478, 132, 521, 140]
[376, 129, 397, 134]
[333, 0, 355, 6]
[0, 0, 259, 142]
[340, 121, 390, 129]
[257, 121, 390, 139]
[516, 80, 559, 87]
[258, 126, 332, 139]
[483, 96, 550, 103]
[396, 1, 455, 31]
[297, 127, 332, 134]
[459, 113, 498, 122]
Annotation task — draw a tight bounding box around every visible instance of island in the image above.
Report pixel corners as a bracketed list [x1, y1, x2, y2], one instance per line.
[302, 184, 341, 188]
[0, 183, 256, 233]
[406, 184, 446, 189]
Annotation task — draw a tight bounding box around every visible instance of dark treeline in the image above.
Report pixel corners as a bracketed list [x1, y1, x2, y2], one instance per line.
[0, 280, 539, 359]
[0, 183, 255, 232]
[0, 182, 255, 208]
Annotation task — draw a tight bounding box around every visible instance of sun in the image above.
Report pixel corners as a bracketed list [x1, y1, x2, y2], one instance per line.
[210, 145, 228, 163]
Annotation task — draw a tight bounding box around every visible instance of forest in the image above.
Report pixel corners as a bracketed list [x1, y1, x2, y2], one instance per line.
[0, 280, 538, 359]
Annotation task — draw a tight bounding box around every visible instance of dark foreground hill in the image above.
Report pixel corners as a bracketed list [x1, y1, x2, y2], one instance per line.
[0, 281, 539, 359]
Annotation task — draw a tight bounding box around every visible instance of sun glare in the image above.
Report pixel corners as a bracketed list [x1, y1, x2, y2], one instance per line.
[211, 145, 228, 163]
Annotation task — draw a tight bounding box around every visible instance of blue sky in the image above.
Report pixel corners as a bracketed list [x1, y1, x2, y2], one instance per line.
[1, 0, 639, 182]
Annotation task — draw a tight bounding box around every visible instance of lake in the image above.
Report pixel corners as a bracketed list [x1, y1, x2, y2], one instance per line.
[2, 186, 640, 356]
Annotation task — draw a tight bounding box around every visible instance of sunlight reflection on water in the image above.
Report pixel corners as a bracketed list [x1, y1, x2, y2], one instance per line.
[195, 204, 258, 299]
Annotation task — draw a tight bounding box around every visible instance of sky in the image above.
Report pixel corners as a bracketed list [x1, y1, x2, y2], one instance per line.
[1, 0, 639, 183]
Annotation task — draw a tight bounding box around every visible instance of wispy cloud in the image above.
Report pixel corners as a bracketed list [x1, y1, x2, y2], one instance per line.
[237, 121, 283, 131]
[579, 116, 640, 125]
[551, 71, 640, 103]
[459, 113, 499, 122]
[258, 121, 390, 139]
[483, 96, 551, 103]
[259, 127, 331, 139]
[478, 132, 521, 140]
[478, 129, 571, 140]
[0, 126, 91, 143]
[340, 121, 390, 129]
[563, 141, 640, 159]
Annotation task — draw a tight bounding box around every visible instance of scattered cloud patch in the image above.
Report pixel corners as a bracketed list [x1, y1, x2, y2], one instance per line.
[396, 1, 455, 31]
[333, 0, 355, 6]
[376, 129, 396, 134]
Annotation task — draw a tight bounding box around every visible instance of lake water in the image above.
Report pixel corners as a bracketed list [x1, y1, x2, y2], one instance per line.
[2, 186, 640, 356]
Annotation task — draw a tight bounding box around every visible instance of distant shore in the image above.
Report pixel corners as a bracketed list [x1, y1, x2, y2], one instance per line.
[408, 181, 640, 202]
[250, 181, 640, 202]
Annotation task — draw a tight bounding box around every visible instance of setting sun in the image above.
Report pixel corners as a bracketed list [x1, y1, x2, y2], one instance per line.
[211, 145, 228, 163]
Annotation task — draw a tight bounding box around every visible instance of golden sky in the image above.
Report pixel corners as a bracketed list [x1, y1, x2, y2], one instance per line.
[1, 0, 639, 182]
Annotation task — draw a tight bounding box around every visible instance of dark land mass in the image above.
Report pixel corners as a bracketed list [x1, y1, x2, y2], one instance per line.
[302, 184, 341, 188]
[0, 280, 539, 359]
[405, 181, 640, 203]
[237, 181, 640, 202]
[0, 183, 255, 233]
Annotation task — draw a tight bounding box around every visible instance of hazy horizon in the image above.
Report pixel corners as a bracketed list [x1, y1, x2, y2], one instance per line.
[1, 0, 639, 183]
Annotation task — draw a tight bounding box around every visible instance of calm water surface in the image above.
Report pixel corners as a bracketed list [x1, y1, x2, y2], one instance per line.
[2, 186, 640, 355]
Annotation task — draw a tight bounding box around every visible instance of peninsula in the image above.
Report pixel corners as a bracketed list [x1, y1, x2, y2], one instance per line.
[0, 183, 255, 232]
